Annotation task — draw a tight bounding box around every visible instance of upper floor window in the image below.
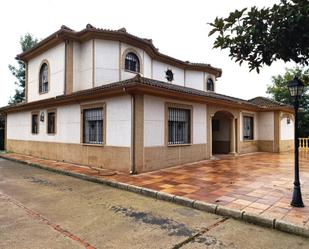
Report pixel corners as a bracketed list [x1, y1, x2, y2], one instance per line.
[207, 78, 214, 91]
[125, 52, 140, 73]
[39, 63, 49, 94]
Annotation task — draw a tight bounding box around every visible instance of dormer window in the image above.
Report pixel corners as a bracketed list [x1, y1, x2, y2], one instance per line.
[207, 78, 214, 91]
[39, 63, 49, 94]
[125, 52, 140, 73]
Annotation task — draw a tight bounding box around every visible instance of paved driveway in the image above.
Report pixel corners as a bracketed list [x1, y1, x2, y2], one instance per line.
[2, 159, 309, 249]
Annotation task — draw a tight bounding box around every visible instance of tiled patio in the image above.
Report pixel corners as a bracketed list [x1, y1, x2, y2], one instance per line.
[2, 151, 309, 228]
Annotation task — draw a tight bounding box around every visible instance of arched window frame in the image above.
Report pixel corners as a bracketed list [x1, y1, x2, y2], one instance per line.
[122, 49, 142, 74]
[206, 77, 214, 92]
[38, 60, 50, 94]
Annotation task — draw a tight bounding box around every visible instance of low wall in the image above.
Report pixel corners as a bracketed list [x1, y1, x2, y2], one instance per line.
[7, 139, 131, 173]
[143, 144, 208, 172]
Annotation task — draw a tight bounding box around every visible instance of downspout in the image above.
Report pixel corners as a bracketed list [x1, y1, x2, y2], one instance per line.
[130, 93, 136, 174]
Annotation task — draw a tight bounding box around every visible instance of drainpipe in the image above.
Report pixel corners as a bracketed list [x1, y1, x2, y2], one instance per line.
[130, 94, 136, 174]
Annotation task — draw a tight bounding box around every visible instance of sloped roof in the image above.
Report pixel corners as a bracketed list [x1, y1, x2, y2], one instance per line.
[16, 24, 222, 77]
[249, 96, 292, 108]
[0, 75, 293, 113]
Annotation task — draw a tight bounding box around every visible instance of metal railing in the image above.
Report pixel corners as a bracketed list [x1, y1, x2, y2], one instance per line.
[299, 137, 309, 150]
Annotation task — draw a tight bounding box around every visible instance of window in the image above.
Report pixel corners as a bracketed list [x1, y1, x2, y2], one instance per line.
[39, 63, 49, 93]
[207, 78, 214, 91]
[83, 108, 104, 144]
[31, 113, 39, 134]
[243, 116, 254, 140]
[168, 107, 191, 145]
[125, 52, 140, 73]
[47, 111, 56, 134]
[165, 69, 174, 82]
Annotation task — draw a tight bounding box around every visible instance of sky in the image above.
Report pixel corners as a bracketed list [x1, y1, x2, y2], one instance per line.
[0, 0, 296, 107]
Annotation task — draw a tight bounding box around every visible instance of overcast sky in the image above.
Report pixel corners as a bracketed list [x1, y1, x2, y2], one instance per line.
[0, 0, 295, 106]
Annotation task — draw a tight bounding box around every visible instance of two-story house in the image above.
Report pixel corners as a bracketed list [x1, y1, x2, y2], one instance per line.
[0, 24, 294, 173]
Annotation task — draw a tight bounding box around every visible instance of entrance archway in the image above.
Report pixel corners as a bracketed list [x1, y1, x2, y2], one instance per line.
[212, 111, 236, 155]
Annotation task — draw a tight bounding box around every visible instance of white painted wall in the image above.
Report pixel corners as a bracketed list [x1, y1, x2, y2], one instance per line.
[185, 70, 204, 91]
[73, 40, 93, 92]
[7, 96, 132, 147]
[152, 60, 185, 86]
[95, 39, 120, 86]
[280, 116, 294, 140]
[257, 112, 274, 140]
[7, 104, 81, 144]
[144, 95, 207, 147]
[27, 38, 218, 99]
[27, 43, 65, 102]
[106, 95, 131, 146]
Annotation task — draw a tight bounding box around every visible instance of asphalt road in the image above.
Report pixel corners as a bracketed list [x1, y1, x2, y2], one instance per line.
[0, 158, 309, 249]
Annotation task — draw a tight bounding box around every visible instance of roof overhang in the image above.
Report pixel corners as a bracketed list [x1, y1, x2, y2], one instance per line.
[0, 76, 293, 114]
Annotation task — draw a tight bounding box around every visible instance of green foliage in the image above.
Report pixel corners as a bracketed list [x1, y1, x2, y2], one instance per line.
[208, 0, 309, 72]
[9, 33, 38, 104]
[267, 67, 309, 136]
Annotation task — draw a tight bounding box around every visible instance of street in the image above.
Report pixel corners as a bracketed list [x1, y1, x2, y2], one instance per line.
[0, 158, 308, 249]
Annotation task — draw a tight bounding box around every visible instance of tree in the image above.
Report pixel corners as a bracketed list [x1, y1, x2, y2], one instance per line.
[208, 0, 309, 73]
[9, 33, 38, 104]
[267, 67, 309, 136]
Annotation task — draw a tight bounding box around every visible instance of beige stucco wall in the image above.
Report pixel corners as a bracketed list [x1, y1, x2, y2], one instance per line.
[27, 43, 65, 102]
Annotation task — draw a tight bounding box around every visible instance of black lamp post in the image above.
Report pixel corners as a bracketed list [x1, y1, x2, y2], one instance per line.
[287, 76, 305, 208]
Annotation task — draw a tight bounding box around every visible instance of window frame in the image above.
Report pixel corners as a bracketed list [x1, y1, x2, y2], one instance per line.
[165, 102, 193, 146]
[122, 49, 142, 74]
[31, 111, 39, 135]
[206, 78, 214, 92]
[38, 60, 50, 94]
[47, 109, 57, 135]
[80, 102, 106, 146]
[242, 115, 254, 141]
[124, 52, 140, 73]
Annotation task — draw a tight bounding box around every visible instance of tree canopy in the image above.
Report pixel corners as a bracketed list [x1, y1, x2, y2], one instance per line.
[208, 0, 309, 72]
[9, 33, 38, 104]
[267, 67, 309, 136]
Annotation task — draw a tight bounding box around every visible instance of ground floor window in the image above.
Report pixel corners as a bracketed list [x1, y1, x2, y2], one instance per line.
[243, 116, 254, 140]
[83, 107, 104, 144]
[31, 113, 39, 134]
[168, 107, 191, 145]
[47, 110, 56, 134]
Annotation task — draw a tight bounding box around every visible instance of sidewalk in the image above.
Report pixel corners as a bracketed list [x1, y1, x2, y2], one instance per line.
[1, 151, 309, 236]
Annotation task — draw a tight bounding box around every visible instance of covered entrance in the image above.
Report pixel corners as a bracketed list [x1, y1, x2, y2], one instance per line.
[212, 111, 236, 155]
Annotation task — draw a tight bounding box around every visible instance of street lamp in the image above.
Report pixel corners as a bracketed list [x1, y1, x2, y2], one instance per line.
[288, 76, 305, 208]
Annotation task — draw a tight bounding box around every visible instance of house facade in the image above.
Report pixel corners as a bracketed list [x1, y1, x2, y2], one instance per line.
[0, 24, 294, 173]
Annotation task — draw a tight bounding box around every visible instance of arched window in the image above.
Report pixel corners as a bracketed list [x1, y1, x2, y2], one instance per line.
[125, 52, 140, 73]
[39, 63, 49, 93]
[207, 78, 214, 91]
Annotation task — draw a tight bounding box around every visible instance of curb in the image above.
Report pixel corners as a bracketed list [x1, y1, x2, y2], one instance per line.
[1, 154, 309, 238]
